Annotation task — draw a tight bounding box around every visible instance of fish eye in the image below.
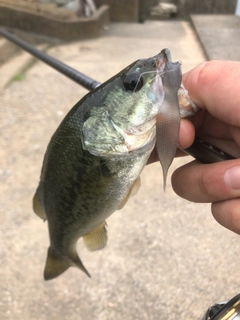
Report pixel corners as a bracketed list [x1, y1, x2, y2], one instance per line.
[123, 72, 144, 92]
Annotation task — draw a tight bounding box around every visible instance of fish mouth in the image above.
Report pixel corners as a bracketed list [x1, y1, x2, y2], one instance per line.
[153, 48, 181, 82]
[155, 49, 171, 74]
[109, 51, 171, 154]
[111, 118, 156, 152]
[148, 49, 170, 107]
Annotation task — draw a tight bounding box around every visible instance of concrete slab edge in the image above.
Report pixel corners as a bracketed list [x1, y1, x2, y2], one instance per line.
[0, 5, 110, 41]
[189, 15, 209, 60]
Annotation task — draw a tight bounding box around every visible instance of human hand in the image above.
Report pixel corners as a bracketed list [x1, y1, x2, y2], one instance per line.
[172, 60, 240, 234]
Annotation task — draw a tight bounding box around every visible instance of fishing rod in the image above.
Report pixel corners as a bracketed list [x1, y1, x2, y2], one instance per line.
[0, 28, 235, 164]
[0, 28, 101, 91]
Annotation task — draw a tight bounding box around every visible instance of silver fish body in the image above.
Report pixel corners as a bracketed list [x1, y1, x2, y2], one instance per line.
[33, 49, 197, 280]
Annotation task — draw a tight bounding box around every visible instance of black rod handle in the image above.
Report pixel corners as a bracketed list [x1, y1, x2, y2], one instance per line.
[183, 138, 236, 163]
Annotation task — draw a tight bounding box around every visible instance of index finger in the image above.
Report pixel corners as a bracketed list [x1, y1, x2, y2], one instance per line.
[182, 60, 240, 127]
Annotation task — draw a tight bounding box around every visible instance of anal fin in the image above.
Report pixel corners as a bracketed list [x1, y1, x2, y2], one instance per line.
[83, 222, 108, 252]
[33, 189, 47, 221]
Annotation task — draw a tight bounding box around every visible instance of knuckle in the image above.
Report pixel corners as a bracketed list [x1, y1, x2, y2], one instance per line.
[195, 61, 211, 90]
[229, 205, 240, 234]
[198, 171, 213, 200]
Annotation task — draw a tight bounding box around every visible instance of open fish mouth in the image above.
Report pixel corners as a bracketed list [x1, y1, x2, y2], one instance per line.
[154, 49, 199, 117]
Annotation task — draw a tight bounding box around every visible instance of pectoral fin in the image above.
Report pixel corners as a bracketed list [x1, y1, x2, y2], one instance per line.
[83, 222, 108, 252]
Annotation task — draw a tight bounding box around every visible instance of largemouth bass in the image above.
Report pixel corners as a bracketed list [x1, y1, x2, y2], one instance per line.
[33, 49, 198, 280]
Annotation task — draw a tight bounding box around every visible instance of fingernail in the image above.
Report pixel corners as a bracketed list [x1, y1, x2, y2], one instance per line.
[224, 166, 240, 189]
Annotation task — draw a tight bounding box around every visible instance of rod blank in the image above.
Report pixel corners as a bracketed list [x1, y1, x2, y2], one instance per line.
[0, 28, 101, 91]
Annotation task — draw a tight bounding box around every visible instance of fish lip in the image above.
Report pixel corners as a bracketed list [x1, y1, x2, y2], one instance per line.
[125, 118, 156, 135]
[111, 118, 156, 137]
[128, 135, 156, 156]
[110, 119, 156, 152]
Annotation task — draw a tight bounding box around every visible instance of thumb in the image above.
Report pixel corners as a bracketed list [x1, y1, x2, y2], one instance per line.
[212, 199, 240, 235]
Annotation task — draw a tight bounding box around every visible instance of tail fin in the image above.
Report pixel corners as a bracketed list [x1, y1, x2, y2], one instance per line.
[44, 247, 91, 280]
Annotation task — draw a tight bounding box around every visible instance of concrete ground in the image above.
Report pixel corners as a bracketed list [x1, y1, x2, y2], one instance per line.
[0, 20, 240, 320]
[191, 14, 240, 60]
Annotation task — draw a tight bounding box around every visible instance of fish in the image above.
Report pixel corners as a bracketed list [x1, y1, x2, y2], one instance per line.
[33, 48, 198, 280]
